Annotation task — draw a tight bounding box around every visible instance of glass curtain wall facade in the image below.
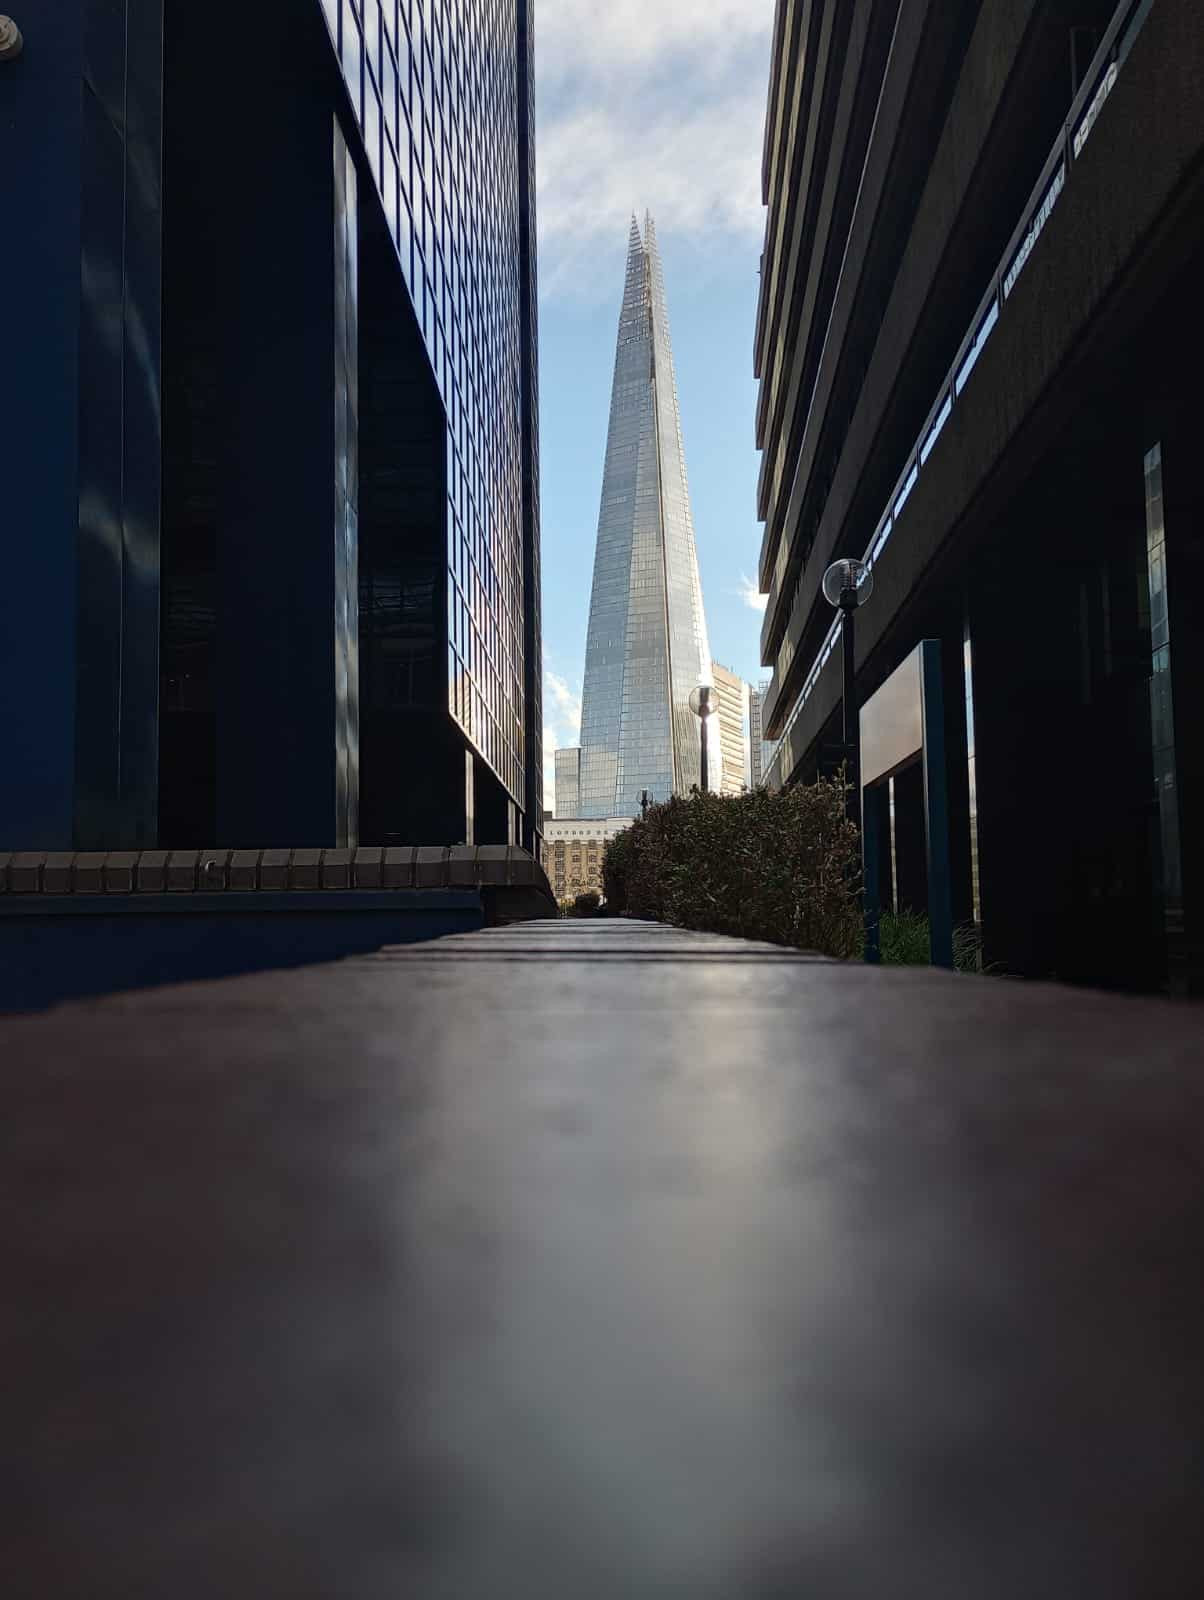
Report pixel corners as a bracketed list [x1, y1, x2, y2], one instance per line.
[333, 123, 361, 846]
[577, 216, 715, 819]
[749, 686, 767, 789]
[1143, 443, 1184, 977]
[3, 0, 539, 855]
[554, 748, 581, 819]
[748, 683, 779, 790]
[516, 0, 543, 849]
[321, 0, 539, 836]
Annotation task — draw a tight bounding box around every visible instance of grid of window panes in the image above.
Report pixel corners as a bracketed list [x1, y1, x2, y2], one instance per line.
[579, 224, 657, 818]
[646, 217, 713, 798]
[319, 0, 529, 806]
[577, 218, 713, 819]
[545, 818, 631, 898]
[517, 0, 543, 827]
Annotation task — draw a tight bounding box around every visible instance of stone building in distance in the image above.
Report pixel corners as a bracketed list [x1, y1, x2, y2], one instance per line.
[711, 664, 751, 796]
[544, 817, 634, 904]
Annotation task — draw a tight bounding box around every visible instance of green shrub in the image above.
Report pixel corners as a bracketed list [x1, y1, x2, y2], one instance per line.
[571, 890, 602, 918]
[877, 908, 932, 966]
[601, 825, 636, 913]
[601, 779, 862, 958]
[953, 921, 986, 974]
[877, 908, 987, 974]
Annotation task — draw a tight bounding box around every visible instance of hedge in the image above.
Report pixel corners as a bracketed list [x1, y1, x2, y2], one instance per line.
[602, 779, 862, 957]
[563, 890, 602, 918]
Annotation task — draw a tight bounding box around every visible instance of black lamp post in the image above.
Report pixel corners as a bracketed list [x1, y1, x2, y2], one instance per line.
[821, 559, 873, 821]
[823, 557, 876, 962]
[687, 685, 718, 794]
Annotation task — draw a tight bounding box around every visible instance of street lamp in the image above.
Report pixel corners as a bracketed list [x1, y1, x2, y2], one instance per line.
[0, 18, 24, 62]
[821, 558, 873, 820]
[824, 558, 875, 963]
[687, 684, 719, 794]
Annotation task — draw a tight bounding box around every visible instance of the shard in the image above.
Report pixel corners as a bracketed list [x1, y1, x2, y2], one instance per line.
[575, 215, 717, 819]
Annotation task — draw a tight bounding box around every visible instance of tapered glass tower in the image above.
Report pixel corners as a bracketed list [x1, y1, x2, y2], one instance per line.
[576, 215, 716, 819]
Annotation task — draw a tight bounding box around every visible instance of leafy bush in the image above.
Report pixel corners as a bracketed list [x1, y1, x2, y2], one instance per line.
[600, 824, 636, 915]
[570, 890, 602, 918]
[602, 780, 862, 958]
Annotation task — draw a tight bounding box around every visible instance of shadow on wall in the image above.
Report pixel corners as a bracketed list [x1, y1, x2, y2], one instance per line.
[0, 900, 484, 1013]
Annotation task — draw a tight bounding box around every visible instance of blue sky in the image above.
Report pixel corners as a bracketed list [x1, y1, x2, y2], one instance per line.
[535, 0, 775, 798]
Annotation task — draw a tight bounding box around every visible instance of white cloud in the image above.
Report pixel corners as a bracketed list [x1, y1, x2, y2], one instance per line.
[545, 669, 582, 736]
[537, 0, 772, 71]
[536, 0, 774, 298]
[543, 729, 560, 813]
[543, 668, 583, 810]
[738, 572, 768, 613]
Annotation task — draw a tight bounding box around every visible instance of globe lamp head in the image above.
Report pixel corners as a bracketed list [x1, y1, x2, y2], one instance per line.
[688, 685, 719, 720]
[822, 558, 873, 611]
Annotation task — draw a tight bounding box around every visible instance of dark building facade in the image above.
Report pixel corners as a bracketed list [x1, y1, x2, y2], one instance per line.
[755, 0, 1204, 993]
[2, 0, 541, 855]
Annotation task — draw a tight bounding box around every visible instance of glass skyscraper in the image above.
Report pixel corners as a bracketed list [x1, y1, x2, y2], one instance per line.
[748, 682, 778, 790]
[4, 0, 540, 855]
[319, 0, 542, 850]
[574, 216, 716, 819]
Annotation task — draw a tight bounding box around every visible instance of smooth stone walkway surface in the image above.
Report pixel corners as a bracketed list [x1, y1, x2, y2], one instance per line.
[4, 918, 1204, 1597]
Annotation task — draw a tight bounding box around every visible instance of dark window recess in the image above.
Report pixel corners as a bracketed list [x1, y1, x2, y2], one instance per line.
[1070, 27, 1102, 96]
[356, 188, 453, 846]
[159, 355, 218, 842]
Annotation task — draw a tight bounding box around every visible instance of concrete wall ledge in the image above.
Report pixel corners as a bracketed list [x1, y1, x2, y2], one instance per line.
[0, 863, 557, 1010]
[0, 890, 484, 919]
[0, 845, 552, 897]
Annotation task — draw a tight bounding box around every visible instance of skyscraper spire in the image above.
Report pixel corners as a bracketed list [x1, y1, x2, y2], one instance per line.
[574, 215, 716, 819]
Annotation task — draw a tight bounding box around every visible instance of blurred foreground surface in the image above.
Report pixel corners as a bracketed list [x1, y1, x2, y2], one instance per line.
[4, 918, 1203, 1597]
